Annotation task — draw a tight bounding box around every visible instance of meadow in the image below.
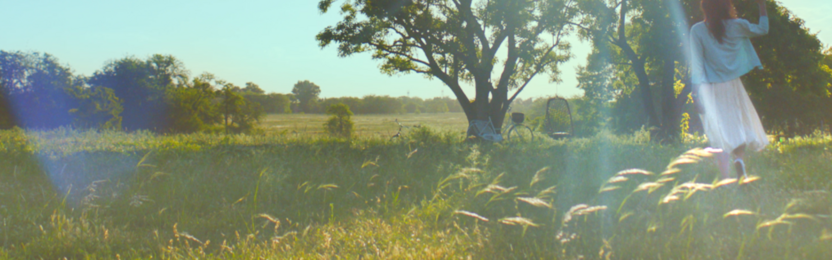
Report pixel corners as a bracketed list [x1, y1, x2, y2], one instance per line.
[259, 112, 470, 137]
[1, 114, 831, 259]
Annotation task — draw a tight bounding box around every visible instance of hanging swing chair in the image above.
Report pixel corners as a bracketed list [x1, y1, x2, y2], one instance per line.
[544, 96, 574, 139]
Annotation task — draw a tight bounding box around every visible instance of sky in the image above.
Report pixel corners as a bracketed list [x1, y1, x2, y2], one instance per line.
[1, 0, 829, 99]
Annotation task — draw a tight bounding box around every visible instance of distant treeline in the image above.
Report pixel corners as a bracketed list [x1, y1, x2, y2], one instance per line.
[0, 51, 265, 133]
[304, 96, 462, 114]
[0, 50, 465, 134]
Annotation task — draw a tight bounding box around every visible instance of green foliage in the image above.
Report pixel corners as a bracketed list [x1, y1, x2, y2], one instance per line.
[242, 93, 292, 114]
[243, 82, 265, 94]
[324, 103, 354, 137]
[291, 80, 321, 113]
[87, 56, 171, 130]
[221, 83, 264, 134]
[0, 51, 79, 128]
[403, 102, 420, 113]
[0, 92, 14, 129]
[357, 95, 403, 114]
[737, 2, 832, 136]
[66, 86, 123, 130]
[423, 97, 451, 113]
[164, 78, 220, 133]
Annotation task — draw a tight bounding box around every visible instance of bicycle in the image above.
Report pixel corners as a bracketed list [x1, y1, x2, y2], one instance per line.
[505, 112, 534, 142]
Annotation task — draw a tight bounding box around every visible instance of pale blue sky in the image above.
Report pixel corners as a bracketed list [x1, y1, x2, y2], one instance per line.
[1, 0, 829, 99]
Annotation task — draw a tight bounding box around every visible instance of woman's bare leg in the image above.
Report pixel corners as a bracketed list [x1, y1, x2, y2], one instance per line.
[732, 144, 747, 177]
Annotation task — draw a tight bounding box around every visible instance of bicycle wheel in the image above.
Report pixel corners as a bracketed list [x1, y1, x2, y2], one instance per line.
[507, 124, 534, 142]
[521, 125, 534, 142]
[506, 125, 518, 141]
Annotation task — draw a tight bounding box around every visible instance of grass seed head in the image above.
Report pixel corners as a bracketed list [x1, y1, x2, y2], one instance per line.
[530, 167, 550, 187]
[713, 178, 738, 188]
[656, 177, 676, 183]
[660, 168, 681, 176]
[599, 186, 621, 193]
[536, 185, 557, 198]
[616, 169, 653, 176]
[757, 220, 794, 229]
[723, 209, 756, 218]
[739, 175, 761, 185]
[661, 195, 680, 204]
[574, 206, 607, 215]
[683, 147, 718, 158]
[563, 204, 589, 224]
[454, 210, 489, 222]
[516, 197, 552, 208]
[318, 184, 339, 191]
[499, 217, 539, 227]
[667, 157, 700, 169]
[607, 176, 628, 184]
[619, 212, 634, 222]
[633, 182, 664, 193]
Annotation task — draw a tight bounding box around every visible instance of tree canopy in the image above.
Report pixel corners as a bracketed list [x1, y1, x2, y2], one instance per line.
[292, 80, 321, 113]
[0, 51, 85, 128]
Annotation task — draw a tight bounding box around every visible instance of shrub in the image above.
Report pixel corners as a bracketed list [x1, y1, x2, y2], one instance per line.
[324, 103, 354, 137]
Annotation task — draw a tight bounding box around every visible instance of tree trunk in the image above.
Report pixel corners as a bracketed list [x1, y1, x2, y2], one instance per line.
[619, 41, 661, 129]
[490, 83, 508, 134]
[659, 56, 679, 141]
[473, 77, 491, 121]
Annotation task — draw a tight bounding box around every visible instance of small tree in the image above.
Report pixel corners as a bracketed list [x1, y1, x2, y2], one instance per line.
[218, 82, 263, 134]
[324, 103, 354, 138]
[243, 82, 265, 94]
[291, 80, 321, 113]
[221, 83, 244, 134]
[163, 77, 219, 133]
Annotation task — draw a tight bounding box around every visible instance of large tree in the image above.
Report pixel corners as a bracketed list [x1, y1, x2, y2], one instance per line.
[88, 54, 194, 131]
[0, 51, 79, 128]
[88, 56, 167, 130]
[317, 0, 579, 135]
[573, 0, 700, 139]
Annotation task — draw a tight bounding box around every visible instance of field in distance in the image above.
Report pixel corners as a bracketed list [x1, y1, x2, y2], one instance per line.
[260, 112, 469, 137]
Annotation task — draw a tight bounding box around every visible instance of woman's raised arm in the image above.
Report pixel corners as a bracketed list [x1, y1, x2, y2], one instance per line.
[757, 0, 767, 17]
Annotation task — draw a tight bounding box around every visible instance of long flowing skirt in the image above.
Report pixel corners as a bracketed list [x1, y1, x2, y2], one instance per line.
[697, 78, 769, 152]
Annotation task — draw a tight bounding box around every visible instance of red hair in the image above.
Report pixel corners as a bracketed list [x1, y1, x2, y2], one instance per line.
[701, 0, 738, 43]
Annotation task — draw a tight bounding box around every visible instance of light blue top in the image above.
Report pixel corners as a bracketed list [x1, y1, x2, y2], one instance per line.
[689, 16, 769, 85]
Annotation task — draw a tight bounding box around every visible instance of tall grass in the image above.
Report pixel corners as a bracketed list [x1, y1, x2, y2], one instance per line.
[0, 127, 830, 259]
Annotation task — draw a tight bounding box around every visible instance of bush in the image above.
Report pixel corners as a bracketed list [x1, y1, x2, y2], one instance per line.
[324, 103, 354, 138]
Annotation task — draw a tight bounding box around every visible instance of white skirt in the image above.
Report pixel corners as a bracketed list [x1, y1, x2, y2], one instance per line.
[697, 78, 769, 152]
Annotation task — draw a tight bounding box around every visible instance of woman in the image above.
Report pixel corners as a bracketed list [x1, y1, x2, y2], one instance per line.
[690, 0, 769, 179]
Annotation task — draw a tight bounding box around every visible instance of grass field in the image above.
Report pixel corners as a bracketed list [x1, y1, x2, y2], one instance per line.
[260, 112, 470, 137]
[1, 121, 832, 259]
